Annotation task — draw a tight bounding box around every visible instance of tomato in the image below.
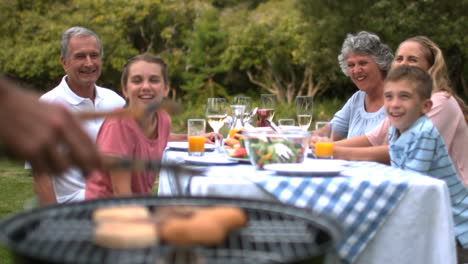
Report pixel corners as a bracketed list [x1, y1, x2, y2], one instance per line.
[232, 147, 247, 158]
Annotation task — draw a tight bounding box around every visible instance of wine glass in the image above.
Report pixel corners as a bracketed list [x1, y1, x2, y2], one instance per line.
[233, 96, 251, 124]
[206, 98, 228, 151]
[258, 94, 276, 127]
[295, 96, 313, 131]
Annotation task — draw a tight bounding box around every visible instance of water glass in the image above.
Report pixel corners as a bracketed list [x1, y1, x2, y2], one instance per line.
[233, 96, 252, 123]
[278, 119, 295, 127]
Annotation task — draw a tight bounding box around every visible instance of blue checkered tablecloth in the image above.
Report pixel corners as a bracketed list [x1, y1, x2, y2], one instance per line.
[200, 159, 414, 263]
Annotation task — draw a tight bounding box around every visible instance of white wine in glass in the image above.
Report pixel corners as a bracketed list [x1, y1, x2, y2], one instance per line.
[297, 114, 313, 129]
[295, 96, 313, 131]
[207, 115, 226, 134]
[206, 98, 228, 151]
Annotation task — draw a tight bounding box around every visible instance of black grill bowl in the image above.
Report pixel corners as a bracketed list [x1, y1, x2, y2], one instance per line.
[0, 196, 342, 264]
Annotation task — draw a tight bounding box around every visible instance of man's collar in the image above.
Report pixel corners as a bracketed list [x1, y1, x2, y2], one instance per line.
[60, 75, 97, 105]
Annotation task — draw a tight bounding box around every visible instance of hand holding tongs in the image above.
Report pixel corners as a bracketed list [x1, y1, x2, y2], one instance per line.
[77, 99, 180, 121]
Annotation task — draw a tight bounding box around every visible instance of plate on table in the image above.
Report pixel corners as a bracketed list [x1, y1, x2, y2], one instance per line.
[167, 141, 215, 152]
[228, 157, 251, 164]
[184, 156, 238, 166]
[264, 160, 347, 177]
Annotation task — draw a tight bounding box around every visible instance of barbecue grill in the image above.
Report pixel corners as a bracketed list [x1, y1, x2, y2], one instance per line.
[0, 196, 342, 264]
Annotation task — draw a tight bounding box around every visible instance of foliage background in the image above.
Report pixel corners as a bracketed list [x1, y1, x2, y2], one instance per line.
[1, 0, 466, 128]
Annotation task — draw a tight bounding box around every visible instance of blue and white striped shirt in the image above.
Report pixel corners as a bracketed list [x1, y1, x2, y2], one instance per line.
[389, 115, 468, 248]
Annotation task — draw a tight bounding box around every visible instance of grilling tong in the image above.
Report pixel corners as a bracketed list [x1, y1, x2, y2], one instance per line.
[77, 98, 181, 121]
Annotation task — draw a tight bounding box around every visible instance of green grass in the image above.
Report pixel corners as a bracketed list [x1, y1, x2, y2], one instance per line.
[0, 158, 159, 264]
[0, 158, 33, 264]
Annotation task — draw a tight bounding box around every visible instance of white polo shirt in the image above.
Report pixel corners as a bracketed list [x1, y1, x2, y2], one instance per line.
[30, 75, 125, 203]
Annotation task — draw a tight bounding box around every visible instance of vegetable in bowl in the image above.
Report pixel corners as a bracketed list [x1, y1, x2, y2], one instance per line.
[243, 129, 310, 169]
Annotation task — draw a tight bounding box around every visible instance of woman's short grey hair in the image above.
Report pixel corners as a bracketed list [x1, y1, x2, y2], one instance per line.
[61, 26, 103, 60]
[338, 31, 394, 77]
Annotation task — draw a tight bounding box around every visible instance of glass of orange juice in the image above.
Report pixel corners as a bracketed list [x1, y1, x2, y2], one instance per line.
[313, 121, 334, 159]
[188, 119, 206, 156]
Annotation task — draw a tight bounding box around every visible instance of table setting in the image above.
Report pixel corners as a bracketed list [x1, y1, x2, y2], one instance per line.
[160, 146, 456, 264]
[157, 95, 456, 264]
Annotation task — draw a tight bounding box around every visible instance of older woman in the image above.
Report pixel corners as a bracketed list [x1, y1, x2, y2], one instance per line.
[327, 31, 394, 139]
[333, 36, 468, 187]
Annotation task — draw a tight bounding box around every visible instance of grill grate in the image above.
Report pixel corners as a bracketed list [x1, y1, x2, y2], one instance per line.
[0, 196, 342, 264]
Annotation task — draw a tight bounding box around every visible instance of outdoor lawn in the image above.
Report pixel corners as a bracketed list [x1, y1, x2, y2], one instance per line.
[0, 158, 161, 263]
[0, 158, 33, 263]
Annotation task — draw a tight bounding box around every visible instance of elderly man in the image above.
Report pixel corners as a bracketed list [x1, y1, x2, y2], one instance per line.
[31, 26, 125, 205]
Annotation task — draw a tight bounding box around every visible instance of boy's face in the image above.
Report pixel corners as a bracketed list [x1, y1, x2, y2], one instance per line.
[384, 80, 432, 133]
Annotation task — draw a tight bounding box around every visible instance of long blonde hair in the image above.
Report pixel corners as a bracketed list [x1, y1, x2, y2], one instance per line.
[401, 36, 468, 123]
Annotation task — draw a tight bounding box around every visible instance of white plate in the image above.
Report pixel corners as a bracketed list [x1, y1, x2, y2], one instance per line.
[167, 141, 215, 152]
[184, 156, 238, 165]
[227, 157, 251, 163]
[264, 160, 346, 177]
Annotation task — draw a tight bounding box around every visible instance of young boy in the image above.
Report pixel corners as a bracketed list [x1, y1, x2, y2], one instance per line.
[384, 65, 468, 251]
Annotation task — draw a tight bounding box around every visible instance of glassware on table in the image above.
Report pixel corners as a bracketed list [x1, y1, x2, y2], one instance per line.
[233, 96, 252, 124]
[257, 94, 276, 127]
[243, 129, 310, 169]
[278, 119, 295, 127]
[313, 121, 334, 159]
[206, 98, 228, 152]
[187, 119, 206, 156]
[295, 96, 313, 131]
[229, 104, 246, 139]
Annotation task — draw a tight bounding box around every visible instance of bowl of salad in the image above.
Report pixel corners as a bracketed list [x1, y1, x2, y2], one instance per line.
[243, 128, 310, 169]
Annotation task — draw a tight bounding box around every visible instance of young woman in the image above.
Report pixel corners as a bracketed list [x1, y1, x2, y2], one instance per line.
[85, 53, 171, 198]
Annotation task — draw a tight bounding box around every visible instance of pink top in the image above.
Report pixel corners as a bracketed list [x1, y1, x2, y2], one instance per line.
[367, 92, 468, 185]
[85, 111, 171, 199]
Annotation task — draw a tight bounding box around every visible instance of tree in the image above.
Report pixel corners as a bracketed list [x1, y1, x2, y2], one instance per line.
[221, 0, 321, 103]
[179, 5, 230, 103]
[0, 0, 201, 94]
[1, 0, 465, 103]
[296, 0, 468, 100]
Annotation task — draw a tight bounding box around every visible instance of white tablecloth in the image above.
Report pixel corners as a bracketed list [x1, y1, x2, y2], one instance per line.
[158, 150, 456, 264]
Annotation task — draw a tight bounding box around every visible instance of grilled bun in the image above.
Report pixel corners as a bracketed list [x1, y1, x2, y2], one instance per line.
[93, 221, 158, 248]
[160, 214, 226, 245]
[159, 205, 247, 245]
[92, 205, 151, 222]
[202, 206, 247, 230]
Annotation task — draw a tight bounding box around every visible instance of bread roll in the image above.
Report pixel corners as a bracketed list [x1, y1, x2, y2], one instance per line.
[202, 206, 247, 230]
[160, 215, 225, 245]
[93, 205, 151, 223]
[93, 221, 158, 248]
[159, 205, 247, 245]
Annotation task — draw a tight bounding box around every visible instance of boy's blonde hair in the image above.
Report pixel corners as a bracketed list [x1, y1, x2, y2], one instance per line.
[385, 65, 432, 100]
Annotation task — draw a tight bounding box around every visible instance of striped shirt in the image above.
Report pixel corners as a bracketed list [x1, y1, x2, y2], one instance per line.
[389, 115, 468, 248]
